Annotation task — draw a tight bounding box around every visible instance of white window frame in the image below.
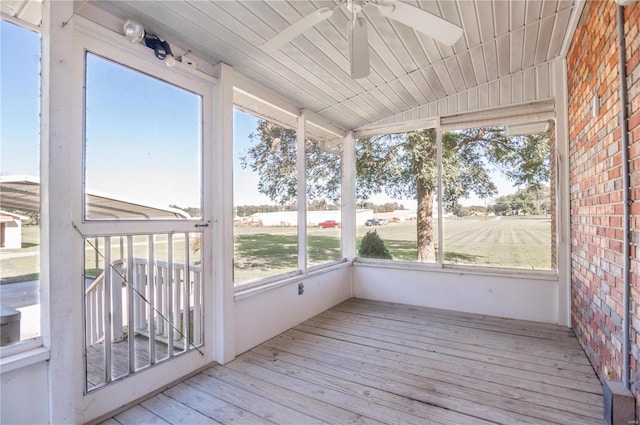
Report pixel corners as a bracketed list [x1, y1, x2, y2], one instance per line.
[352, 111, 559, 279]
[0, 18, 44, 361]
[231, 92, 349, 295]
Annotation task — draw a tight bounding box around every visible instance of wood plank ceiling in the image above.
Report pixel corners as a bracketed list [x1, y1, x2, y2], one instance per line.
[8, 0, 578, 132]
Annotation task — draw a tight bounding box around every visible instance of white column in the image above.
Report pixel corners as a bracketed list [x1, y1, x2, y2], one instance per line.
[436, 125, 444, 266]
[341, 131, 357, 261]
[553, 57, 572, 327]
[212, 62, 236, 363]
[41, 0, 82, 422]
[297, 113, 307, 272]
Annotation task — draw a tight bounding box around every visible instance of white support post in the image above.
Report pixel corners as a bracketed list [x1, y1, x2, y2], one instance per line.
[342, 131, 357, 261]
[297, 112, 307, 273]
[436, 125, 444, 266]
[553, 57, 572, 327]
[212, 62, 236, 364]
[41, 1, 81, 423]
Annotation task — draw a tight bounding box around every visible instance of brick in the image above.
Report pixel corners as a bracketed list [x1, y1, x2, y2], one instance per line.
[568, 0, 640, 418]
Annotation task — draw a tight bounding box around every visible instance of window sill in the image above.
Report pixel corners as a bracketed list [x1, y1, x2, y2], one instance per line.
[0, 339, 49, 374]
[234, 260, 351, 300]
[354, 258, 558, 281]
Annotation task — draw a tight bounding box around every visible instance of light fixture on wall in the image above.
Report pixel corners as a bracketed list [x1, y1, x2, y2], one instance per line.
[592, 95, 601, 118]
[122, 19, 176, 67]
[144, 34, 176, 67]
[123, 19, 145, 43]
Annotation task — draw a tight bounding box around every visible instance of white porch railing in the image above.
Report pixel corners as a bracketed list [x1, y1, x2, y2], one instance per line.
[83, 233, 204, 391]
[85, 258, 202, 347]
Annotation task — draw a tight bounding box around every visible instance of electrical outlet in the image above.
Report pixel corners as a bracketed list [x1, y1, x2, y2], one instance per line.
[298, 282, 304, 295]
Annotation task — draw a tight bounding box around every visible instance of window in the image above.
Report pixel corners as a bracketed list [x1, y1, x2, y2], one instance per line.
[355, 130, 434, 263]
[306, 130, 342, 268]
[233, 109, 298, 285]
[84, 53, 202, 220]
[355, 125, 554, 271]
[0, 20, 42, 344]
[442, 126, 552, 270]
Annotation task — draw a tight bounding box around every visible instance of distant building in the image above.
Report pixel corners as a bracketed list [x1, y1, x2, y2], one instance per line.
[245, 209, 374, 226]
[0, 210, 28, 249]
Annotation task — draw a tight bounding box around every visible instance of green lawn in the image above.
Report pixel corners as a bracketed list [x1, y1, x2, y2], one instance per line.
[1, 217, 552, 285]
[0, 226, 40, 284]
[356, 216, 552, 269]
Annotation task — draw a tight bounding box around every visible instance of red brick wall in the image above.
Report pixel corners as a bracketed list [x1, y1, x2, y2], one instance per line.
[568, 0, 640, 408]
[627, 0, 640, 413]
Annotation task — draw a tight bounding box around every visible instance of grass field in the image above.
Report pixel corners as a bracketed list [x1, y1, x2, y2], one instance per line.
[0, 226, 40, 284]
[356, 215, 552, 269]
[1, 216, 552, 285]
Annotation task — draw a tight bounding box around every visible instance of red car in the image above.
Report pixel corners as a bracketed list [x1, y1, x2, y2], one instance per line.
[318, 220, 341, 228]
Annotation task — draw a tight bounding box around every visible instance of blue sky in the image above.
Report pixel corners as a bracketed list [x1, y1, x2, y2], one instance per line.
[233, 110, 273, 206]
[85, 53, 202, 208]
[1, 20, 40, 178]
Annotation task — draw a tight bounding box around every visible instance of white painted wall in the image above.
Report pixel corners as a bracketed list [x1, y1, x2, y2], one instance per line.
[353, 263, 559, 324]
[0, 360, 49, 424]
[234, 266, 352, 355]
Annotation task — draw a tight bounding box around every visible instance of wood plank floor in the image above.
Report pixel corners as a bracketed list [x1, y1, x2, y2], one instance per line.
[102, 298, 603, 425]
[87, 335, 172, 389]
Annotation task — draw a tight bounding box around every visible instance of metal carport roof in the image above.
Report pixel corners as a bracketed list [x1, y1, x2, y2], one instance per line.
[0, 176, 190, 220]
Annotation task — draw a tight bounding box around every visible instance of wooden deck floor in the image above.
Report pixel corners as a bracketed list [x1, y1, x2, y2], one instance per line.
[101, 298, 603, 425]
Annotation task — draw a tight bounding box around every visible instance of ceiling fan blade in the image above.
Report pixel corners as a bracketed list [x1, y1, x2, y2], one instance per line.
[348, 15, 370, 79]
[261, 7, 335, 53]
[377, 1, 463, 46]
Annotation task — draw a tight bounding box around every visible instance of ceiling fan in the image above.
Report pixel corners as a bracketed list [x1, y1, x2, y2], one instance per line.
[261, 0, 464, 79]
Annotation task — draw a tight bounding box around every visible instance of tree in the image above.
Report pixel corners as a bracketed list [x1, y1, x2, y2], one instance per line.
[240, 120, 341, 209]
[242, 121, 550, 262]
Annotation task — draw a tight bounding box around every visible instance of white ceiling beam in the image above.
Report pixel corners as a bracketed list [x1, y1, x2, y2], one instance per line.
[233, 73, 300, 119]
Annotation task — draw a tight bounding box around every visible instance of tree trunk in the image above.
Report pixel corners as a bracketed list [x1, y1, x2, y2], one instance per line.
[417, 179, 436, 262]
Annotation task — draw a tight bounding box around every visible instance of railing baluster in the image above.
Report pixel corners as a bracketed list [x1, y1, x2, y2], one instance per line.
[148, 235, 156, 364]
[112, 261, 124, 342]
[183, 233, 190, 349]
[126, 236, 135, 373]
[193, 265, 201, 346]
[104, 237, 112, 383]
[174, 266, 181, 346]
[97, 280, 103, 342]
[167, 234, 174, 358]
[157, 264, 165, 338]
[134, 262, 143, 332]
[86, 286, 93, 344]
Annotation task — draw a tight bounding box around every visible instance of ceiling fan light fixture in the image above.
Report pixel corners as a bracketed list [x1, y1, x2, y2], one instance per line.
[260, 0, 464, 80]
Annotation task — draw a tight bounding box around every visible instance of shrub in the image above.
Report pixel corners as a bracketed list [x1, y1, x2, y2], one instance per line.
[358, 230, 392, 260]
